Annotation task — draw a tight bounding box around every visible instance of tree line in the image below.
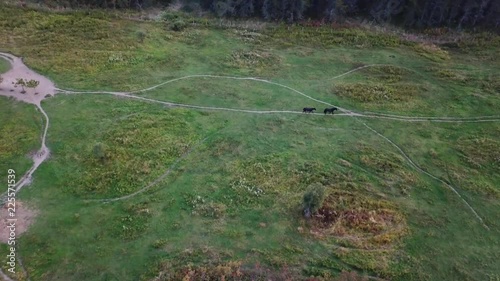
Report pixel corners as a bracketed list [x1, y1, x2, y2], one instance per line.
[35, 0, 500, 29]
[203, 0, 499, 29]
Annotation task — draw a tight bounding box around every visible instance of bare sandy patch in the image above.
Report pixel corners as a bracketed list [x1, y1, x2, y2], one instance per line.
[0, 52, 58, 106]
[0, 201, 38, 243]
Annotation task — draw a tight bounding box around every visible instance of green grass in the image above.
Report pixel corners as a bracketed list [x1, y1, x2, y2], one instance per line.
[0, 57, 10, 73]
[0, 97, 41, 183]
[0, 4, 499, 281]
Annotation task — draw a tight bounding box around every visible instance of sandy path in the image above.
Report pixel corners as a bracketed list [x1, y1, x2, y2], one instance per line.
[0, 53, 57, 106]
[0, 53, 54, 198]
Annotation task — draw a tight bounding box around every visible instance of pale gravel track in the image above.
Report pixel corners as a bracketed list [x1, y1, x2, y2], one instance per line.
[57, 72, 500, 123]
[13, 104, 50, 193]
[0, 104, 50, 204]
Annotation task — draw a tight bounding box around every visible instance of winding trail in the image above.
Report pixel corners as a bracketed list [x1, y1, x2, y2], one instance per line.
[57, 74, 500, 123]
[0, 53, 54, 203]
[0, 52, 494, 229]
[357, 120, 490, 230]
[11, 104, 50, 193]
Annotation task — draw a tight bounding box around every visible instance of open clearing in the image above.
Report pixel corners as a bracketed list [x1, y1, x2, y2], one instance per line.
[0, 5, 499, 281]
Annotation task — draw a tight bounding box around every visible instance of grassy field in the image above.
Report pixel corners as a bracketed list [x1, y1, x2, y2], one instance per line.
[0, 4, 499, 281]
[0, 98, 41, 187]
[0, 57, 10, 73]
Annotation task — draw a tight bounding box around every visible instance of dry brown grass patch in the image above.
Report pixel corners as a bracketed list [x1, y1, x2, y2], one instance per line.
[308, 190, 408, 249]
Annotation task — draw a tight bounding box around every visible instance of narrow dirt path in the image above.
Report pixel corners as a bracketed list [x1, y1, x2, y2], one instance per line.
[58, 75, 500, 123]
[10, 104, 50, 193]
[0, 53, 55, 202]
[0, 53, 57, 106]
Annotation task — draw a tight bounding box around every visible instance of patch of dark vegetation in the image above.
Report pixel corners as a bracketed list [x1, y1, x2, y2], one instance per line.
[226, 154, 296, 195]
[307, 190, 407, 247]
[266, 27, 404, 49]
[302, 183, 327, 218]
[170, 19, 187, 32]
[456, 137, 500, 171]
[365, 65, 411, 83]
[231, 30, 266, 44]
[333, 82, 421, 103]
[143, 248, 301, 281]
[112, 201, 152, 241]
[412, 43, 450, 61]
[455, 32, 500, 51]
[304, 265, 371, 281]
[479, 75, 500, 95]
[425, 67, 468, 83]
[227, 50, 282, 70]
[183, 193, 227, 218]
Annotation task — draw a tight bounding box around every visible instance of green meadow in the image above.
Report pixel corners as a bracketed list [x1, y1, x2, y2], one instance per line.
[0, 5, 499, 281]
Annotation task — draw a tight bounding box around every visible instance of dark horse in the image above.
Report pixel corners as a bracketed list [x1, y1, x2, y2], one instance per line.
[303, 107, 316, 113]
[324, 107, 338, 114]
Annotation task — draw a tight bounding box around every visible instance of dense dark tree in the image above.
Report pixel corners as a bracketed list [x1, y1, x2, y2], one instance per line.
[262, 0, 306, 22]
[33, 0, 500, 29]
[484, 0, 500, 28]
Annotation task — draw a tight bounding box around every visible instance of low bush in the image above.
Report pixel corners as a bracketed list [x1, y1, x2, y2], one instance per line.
[302, 183, 326, 218]
[136, 30, 146, 43]
[171, 19, 187, 31]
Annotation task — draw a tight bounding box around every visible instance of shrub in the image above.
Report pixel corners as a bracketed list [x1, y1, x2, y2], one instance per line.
[92, 143, 108, 162]
[161, 11, 182, 21]
[170, 19, 187, 31]
[302, 183, 326, 218]
[152, 239, 168, 249]
[181, 2, 202, 15]
[136, 30, 146, 43]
